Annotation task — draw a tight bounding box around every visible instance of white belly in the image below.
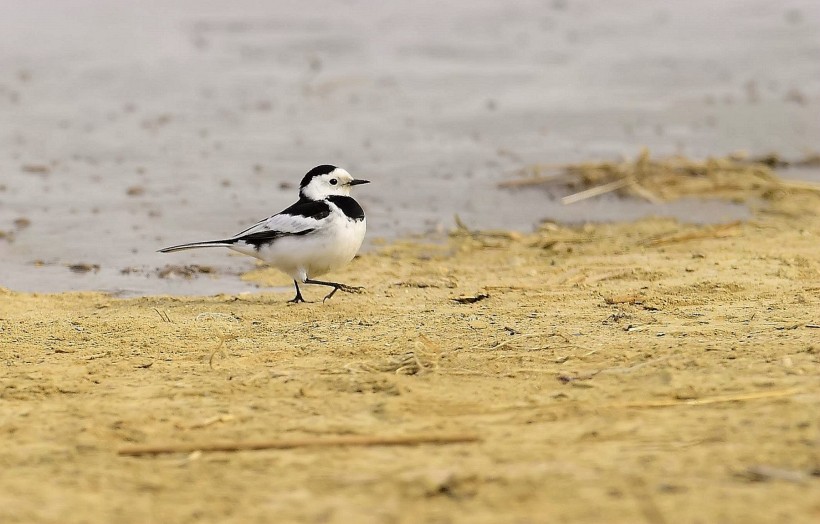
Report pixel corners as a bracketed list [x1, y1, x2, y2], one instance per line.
[233, 217, 366, 281]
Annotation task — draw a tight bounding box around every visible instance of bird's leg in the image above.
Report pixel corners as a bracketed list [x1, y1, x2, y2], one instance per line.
[288, 280, 306, 304]
[304, 278, 364, 302]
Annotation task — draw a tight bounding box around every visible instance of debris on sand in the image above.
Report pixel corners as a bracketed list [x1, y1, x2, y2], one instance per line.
[21, 164, 51, 175]
[452, 293, 490, 304]
[156, 264, 214, 279]
[500, 149, 820, 205]
[68, 263, 101, 273]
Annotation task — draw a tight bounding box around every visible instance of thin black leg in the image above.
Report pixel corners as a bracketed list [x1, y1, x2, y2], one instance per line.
[304, 278, 364, 302]
[288, 280, 306, 303]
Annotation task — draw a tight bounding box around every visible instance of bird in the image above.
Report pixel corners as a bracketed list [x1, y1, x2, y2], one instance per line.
[159, 165, 370, 303]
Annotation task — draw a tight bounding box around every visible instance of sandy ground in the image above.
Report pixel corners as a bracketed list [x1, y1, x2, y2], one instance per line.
[2, 3, 819, 521]
[2, 192, 819, 523]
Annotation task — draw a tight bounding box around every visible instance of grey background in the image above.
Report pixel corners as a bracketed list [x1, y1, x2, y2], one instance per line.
[1, 0, 818, 294]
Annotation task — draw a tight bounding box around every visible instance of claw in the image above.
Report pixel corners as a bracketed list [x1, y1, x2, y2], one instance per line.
[303, 278, 365, 303]
[322, 284, 366, 302]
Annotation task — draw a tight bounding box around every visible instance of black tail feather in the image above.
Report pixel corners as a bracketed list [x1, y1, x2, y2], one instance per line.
[158, 240, 234, 253]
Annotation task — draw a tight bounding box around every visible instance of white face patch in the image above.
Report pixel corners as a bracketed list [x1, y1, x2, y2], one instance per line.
[300, 168, 355, 200]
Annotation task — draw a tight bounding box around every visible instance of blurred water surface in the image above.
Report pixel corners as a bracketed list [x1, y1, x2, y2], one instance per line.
[0, 0, 818, 294]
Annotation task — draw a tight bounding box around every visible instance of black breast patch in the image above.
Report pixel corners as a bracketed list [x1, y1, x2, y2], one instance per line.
[327, 195, 365, 221]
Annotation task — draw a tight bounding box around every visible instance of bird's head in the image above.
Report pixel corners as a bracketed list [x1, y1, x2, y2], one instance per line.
[299, 165, 370, 200]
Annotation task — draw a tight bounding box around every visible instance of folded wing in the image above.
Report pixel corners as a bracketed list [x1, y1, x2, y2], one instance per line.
[232, 199, 332, 249]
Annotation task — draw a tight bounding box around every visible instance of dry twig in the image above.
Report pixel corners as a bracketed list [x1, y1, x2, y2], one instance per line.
[610, 387, 800, 409]
[118, 433, 481, 456]
[641, 221, 741, 247]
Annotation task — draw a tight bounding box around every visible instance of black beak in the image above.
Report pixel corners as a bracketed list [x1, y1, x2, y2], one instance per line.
[349, 179, 370, 186]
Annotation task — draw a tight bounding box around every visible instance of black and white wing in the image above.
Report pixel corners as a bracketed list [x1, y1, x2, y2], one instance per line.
[159, 199, 333, 254]
[231, 199, 332, 249]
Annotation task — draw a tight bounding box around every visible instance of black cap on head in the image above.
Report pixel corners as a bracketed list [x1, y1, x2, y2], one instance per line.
[300, 165, 337, 188]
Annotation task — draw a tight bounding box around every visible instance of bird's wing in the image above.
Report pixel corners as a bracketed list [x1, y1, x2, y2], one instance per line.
[230, 199, 331, 246]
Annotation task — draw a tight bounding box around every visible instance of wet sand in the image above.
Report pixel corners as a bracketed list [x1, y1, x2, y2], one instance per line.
[2, 194, 819, 522]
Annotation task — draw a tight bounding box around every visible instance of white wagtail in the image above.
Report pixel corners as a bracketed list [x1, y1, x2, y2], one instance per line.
[159, 165, 370, 303]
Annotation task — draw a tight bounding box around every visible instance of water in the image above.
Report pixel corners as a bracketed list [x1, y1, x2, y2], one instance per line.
[1, 0, 818, 294]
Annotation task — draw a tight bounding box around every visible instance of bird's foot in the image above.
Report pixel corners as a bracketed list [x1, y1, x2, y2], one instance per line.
[322, 284, 365, 302]
[288, 280, 309, 304]
[337, 283, 365, 294]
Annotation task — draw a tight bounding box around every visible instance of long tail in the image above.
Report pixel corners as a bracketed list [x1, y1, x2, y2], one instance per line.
[158, 240, 235, 253]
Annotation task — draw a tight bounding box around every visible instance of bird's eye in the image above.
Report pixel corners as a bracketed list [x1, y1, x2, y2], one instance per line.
[329, 178, 338, 185]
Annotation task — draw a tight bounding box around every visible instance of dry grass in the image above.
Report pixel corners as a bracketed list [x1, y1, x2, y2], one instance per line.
[500, 149, 820, 204]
